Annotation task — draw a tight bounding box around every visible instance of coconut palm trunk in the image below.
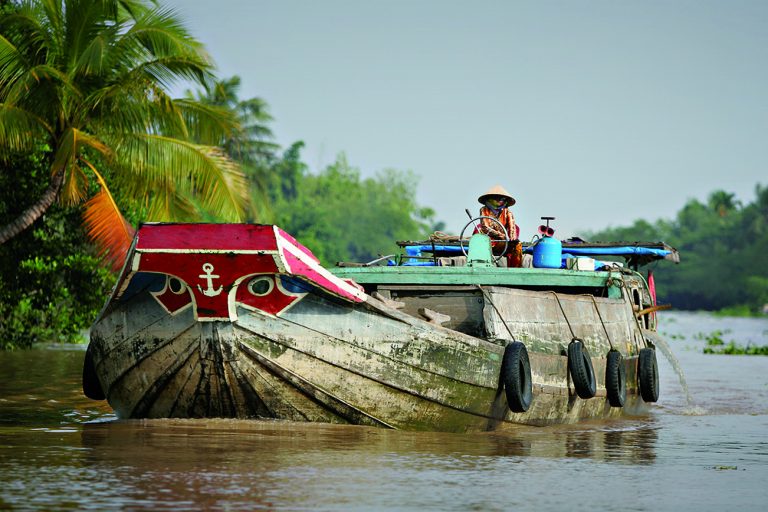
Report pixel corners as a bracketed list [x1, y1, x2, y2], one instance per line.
[0, 170, 63, 245]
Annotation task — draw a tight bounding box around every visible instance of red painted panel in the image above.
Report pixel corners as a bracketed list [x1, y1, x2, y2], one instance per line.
[235, 275, 302, 315]
[153, 281, 193, 314]
[282, 250, 363, 302]
[276, 227, 320, 263]
[130, 223, 364, 319]
[139, 252, 279, 318]
[136, 223, 279, 252]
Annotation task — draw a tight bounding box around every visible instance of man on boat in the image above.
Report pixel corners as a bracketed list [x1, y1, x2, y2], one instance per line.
[477, 185, 523, 267]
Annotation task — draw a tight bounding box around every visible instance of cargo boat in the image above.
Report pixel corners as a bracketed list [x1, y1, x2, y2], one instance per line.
[83, 222, 678, 432]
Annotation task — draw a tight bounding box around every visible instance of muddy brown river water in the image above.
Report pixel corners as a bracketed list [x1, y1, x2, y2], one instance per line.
[1, 311, 767, 511]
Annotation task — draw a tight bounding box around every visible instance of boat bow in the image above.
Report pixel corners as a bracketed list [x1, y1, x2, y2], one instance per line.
[106, 223, 366, 321]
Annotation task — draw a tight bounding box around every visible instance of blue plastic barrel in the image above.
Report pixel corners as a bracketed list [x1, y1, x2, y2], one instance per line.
[533, 236, 562, 268]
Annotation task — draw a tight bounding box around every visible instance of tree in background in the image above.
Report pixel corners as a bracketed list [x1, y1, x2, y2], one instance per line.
[0, 0, 248, 269]
[188, 75, 279, 221]
[734, 185, 768, 309]
[586, 186, 768, 313]
[272, 154, 437, 265]
[708, 190, 741, 218]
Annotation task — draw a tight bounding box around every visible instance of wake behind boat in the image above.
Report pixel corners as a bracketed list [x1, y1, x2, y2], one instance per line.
[83, 222, 678, 432]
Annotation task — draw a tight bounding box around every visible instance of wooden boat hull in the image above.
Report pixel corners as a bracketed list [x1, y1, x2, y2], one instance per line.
[86, 223, 658, 432]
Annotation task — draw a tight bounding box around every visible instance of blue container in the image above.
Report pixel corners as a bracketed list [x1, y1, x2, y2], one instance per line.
[533, 236, 562, 268]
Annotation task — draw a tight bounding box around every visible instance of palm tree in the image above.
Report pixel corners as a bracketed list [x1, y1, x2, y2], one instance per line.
[0, 0, 248, 268]
[193, 76, 278, 164]
[190, 75, 279, 221]
[708, 190, 740, 218]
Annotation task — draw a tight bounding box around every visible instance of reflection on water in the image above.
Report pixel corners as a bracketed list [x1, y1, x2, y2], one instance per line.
[2, 312, 768, 511]
[74, 418, 660, 464]
[1, 418, 662, 510]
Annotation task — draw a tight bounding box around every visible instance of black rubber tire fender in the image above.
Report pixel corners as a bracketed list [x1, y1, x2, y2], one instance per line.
[501, 341, 533, 412]
[82, 344, 106, 400]
[605, 350, 626, 407]
[568, 339, 596, 399]
[638, 347, 660, 402]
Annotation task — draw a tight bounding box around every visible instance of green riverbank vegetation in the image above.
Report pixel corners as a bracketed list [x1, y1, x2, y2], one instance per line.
[585, 187, 768, 318]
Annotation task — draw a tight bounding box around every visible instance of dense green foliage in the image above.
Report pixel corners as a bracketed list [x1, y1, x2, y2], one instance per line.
[267, 153, 435, 264]
[0, 150, 115, 349]
[585, 187, 768, 313]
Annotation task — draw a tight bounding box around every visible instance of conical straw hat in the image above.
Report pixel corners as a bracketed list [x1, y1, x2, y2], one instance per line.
[478, 184, 516, 206]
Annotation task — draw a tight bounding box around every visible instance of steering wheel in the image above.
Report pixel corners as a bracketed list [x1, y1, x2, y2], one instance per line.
[459, 216, 509, 263]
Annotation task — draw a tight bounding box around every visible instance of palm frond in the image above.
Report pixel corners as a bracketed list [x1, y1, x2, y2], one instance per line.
[0, 104, 51, 154]
[115, 6, 212, 87]
[53, 127, 111, 168]
[54, 127, 111, 205]
[143, 177, 199, 221]
[130, 5, 207, 59]
[0, 4, 52, 51]
[111, 133, 248, 221]
[171, 97, 239, 145]
[71, 31, 110, 78]
[39, 0, 64, 39]
[80, 80, 156, 134]
[76, 128, 113, 157]
[194, 146, 249, 222]
[82, 159, 136, 271]
[0, 34, 28, 96]
[117, 1, 159, 19]
[61, 162, 88, 205]
[122, 55, 213, 92]
[3, 63, 79, 111]
[0, 4, 61, 80]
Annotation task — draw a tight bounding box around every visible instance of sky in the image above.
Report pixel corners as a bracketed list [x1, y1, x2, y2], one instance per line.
[166, 0, 767, 240]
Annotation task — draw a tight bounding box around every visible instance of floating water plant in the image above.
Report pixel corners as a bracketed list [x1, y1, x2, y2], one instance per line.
[702, 332, 768, 356]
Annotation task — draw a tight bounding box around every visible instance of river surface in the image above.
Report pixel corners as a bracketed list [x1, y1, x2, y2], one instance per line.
[1, 311, 767, 511]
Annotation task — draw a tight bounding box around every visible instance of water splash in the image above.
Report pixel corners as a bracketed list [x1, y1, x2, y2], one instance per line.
[644, 330, 695, 407]
[680, 405, 709, 416]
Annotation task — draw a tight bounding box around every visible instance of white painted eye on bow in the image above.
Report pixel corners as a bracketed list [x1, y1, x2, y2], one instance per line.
[247, 276, 274, 297]
[168, 277, 187, 294]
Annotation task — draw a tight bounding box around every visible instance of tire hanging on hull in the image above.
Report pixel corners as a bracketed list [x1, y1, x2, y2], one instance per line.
[605, 350, 626, 407]
[568, 339, 596, 399]
[501, 341, 533, 413]
[82, 344, 105, 401]
[638, 347, 660, 402]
